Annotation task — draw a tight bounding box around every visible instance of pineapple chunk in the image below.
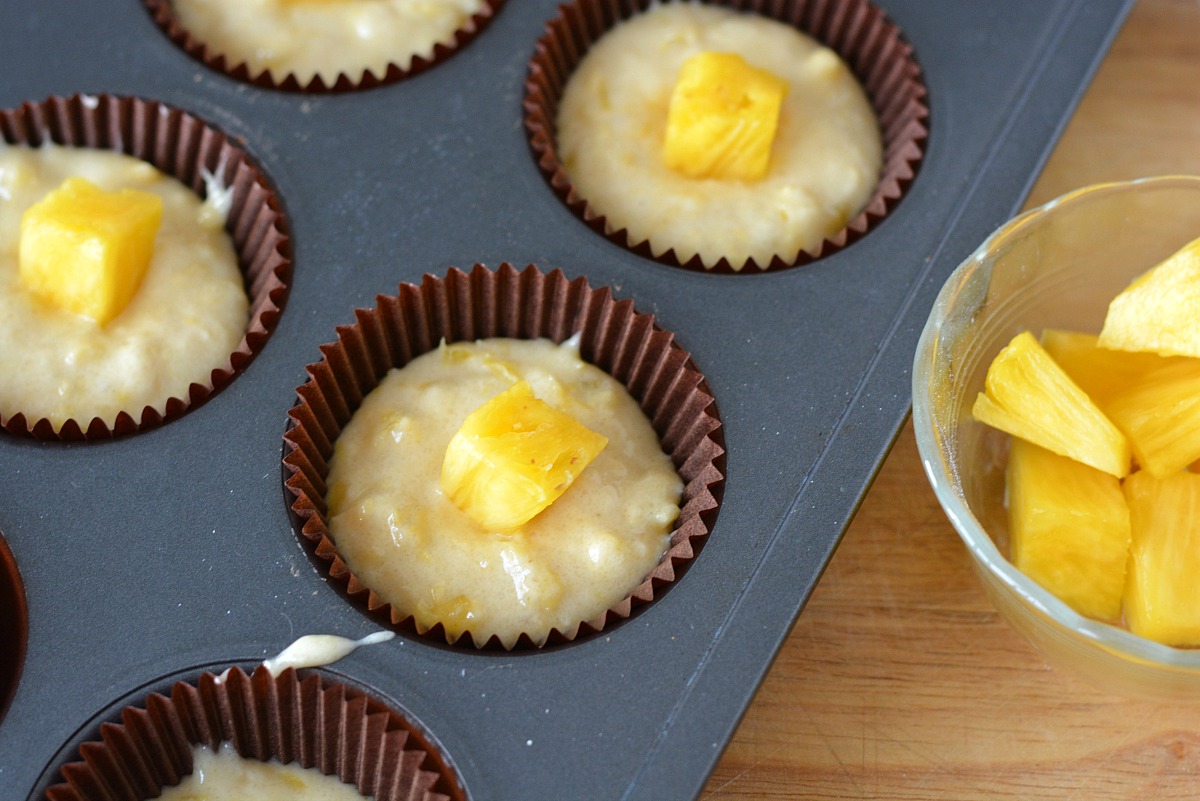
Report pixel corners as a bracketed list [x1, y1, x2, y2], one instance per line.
[1123, 470, 1200, 645]
[1006, 437, 1131, 622]
[1040, 329, 1189, 412]
[415, 591, 476, 641]
[971, 331, 1130, 478]
[1099, 235, 1200, 357]
[662, 52, 788, 181]
[441, 380, 608, 530]
[19, 176, 163, 325]
[1104, 359, 1200, 477]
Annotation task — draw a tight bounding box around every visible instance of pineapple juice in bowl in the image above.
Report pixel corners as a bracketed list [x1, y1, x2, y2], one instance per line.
[912, 175, 1200, 701]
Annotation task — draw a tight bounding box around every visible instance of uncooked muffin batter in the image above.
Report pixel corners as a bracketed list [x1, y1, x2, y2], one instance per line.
[0, 144, 247, 430]
[171, 0, 485, 82]
[556, 2, 882, 269]
[326, 338, 682, 648]
[158, 742, 368, 800]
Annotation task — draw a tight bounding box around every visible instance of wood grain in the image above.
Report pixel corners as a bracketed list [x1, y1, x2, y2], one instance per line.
[703, 1, 1200, 798]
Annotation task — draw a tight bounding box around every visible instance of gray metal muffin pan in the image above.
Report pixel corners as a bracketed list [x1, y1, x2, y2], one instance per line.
[0, 1, 1132, 798]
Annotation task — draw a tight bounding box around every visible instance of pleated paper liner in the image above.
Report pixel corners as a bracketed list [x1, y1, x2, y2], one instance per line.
[0, 94, 292, 441]
[44, 667, 466, 801]
[0, 530, 27, 727]
[524, 0, 929, 273]
[283, 263, 726, 650]
[145, 0, 506, 93]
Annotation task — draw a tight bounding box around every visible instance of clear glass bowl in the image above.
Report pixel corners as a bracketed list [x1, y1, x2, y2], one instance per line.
[912, 175, 1200, 701]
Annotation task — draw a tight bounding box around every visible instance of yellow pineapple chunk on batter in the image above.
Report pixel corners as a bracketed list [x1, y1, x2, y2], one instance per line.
[441, 380, 608, 530]
[19, 176, 163, 325]
[662, 52, 788, 181]
[971, 331, 1130, 478]
[1006, 437, 1131, 622]
[1123, 469, 1200, 646]
[1099, 235, 1200, 357]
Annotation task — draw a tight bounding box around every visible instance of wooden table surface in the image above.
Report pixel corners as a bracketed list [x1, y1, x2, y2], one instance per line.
[703, 1, 1200, 798]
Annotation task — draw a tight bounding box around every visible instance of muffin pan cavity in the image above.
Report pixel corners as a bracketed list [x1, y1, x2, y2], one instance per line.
[524, 0, 929, 273]
[283, 263, 724, 650]
[0, 1, 1132, 799]
[0, 531, 27, 727]
[0, 94, 291, 441]
[145, 0, 507, 93]
[44, 667, 466, 801]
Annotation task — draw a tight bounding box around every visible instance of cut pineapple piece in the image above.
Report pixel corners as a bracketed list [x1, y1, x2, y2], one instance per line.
[1123, 470, 1200, 645]
[19, 176, 163, 325]
[1006, 437, 1130, 622]
[415, 591, 476, 642]
[1104, 359, 1200, 477]
[1040, 329, 1189, 412]
[441, 380, 608, 530]
[662, 51, 788, 181]
[971, 330, 1130, 478]
[1099, 235, 1200, 357]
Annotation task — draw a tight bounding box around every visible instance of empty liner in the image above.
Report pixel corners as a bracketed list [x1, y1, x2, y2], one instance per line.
[524, 0, 929, 273]
[145, 0, 506, 93]
[283, 263, 726, 650]
[44, 666, 466, 801]
[0, 94, 291, 441]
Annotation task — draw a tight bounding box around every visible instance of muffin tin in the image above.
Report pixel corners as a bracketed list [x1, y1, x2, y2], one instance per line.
[0, 1, 1132, 799]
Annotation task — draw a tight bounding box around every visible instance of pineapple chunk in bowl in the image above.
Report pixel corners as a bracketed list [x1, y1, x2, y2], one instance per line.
[912, 175, 1200, 701]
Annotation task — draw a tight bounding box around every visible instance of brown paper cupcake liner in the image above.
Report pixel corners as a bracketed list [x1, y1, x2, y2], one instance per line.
[0, 530, 27, 726]
[145, 0, 506, 93]
[524, 0, 929, 273]
[282, 262, 726, 650]
[44, 666, 466, 801]
[0, 94, 292, 441]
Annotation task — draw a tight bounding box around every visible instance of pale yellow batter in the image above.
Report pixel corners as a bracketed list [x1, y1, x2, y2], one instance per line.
[171, 0, 486, 83]
[0, 145, 248, 430]
[556, 2, 882, 269]
[326, 338, 682, 648]
[159, 742, 368, 801]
